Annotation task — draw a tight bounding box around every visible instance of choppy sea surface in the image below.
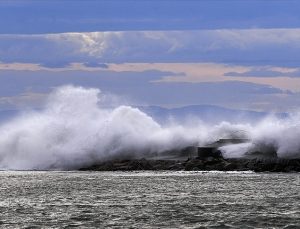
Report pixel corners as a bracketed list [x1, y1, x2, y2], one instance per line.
[0, 171, 299, 228]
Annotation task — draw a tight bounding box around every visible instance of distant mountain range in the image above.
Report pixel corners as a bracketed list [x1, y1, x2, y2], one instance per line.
[0, 109, 20, 124]
[137, 105, 288, 124]
[0, 105, 287, 125]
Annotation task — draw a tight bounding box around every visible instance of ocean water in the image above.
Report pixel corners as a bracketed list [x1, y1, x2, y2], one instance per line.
[0, 171, 299, 228]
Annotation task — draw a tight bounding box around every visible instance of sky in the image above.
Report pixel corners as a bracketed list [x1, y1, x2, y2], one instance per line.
[1, 0, 300, 111]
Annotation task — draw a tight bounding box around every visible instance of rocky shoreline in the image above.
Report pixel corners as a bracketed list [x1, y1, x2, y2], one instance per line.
[79, 157, 300, 172]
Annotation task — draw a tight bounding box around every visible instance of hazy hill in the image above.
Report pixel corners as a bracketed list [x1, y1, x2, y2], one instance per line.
[138, 105, 287, 124]
[0, 105, 287, 125]
[0, 109, 20, 124]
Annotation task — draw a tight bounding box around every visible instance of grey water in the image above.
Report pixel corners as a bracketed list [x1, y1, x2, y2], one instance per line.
[0, 171, 299, 228]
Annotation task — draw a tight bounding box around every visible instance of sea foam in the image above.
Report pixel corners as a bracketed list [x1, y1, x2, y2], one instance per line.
[0, 85, 299, 170]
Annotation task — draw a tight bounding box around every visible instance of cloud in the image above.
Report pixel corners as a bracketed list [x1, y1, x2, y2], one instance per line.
[2, 27, 300, 111]
[2, 29, 300, 66]
[225, 68, 300, 78]
[0, 68, 290, 111]
[106, 63, 300, 93]
[83, 62, 108, 68]
[0, 69, 180, 97]
[2, 61, 299, 93]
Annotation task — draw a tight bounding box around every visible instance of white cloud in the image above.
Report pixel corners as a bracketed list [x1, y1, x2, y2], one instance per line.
[2, 29, 300, 64]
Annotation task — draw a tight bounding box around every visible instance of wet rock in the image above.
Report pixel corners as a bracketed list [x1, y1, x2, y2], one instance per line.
[79, 157, 300, 172]
[223, 162, 237, 171]
[168, 163, 185, 170]
[184, 159, 206, 171]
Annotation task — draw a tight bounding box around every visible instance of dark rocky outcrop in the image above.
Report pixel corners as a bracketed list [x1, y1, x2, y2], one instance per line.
[79, 159, 181, 171]
[79, 157, 300, 172]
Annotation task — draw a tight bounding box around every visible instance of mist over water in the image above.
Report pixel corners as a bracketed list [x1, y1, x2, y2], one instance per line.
[0, 85, 299, 170]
